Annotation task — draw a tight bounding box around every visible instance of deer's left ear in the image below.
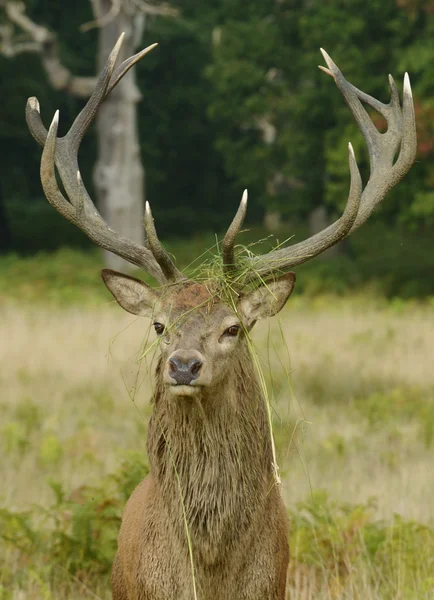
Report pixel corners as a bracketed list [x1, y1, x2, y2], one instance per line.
[239, 272, 296, 328]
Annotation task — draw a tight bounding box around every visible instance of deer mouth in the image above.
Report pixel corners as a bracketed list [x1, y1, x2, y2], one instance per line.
[169, 383, 202, 398]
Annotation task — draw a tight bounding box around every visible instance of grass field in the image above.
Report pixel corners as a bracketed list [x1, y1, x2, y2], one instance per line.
[1, 251, 434, 599]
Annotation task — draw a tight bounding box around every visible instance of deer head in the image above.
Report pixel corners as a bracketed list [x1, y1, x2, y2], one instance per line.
[101, 265, 295, 399]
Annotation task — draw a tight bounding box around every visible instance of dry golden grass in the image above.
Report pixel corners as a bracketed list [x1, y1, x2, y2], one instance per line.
[257, 297, 434, 524]
[1, 296, 434, 598]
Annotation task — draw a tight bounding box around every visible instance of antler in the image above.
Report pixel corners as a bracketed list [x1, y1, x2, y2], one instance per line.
[222, 189, 248, 274]
[26, 33, 183, 285]
[223, 49, 417, 281]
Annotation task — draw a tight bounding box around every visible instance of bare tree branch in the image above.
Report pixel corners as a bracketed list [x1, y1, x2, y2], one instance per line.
[1, 0, 178, 81]
[0, 22, 40, 55]
[83, 0, 123, 32]
[83, 0, 178, 32]
[1, 1, 96, 97]
[132, 0, 178, 17]
[5, 1, 51, 43]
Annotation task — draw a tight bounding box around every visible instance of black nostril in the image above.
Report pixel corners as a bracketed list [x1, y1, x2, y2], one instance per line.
[189, 359, 202, 377]
[169, 357, 182, 374]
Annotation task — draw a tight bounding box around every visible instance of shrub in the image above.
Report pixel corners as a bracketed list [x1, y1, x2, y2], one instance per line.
[289, 491, 434, 598]
[0, 450, 148, 592]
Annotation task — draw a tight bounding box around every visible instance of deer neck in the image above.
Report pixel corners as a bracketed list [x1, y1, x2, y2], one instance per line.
[147, 346, 274, 563]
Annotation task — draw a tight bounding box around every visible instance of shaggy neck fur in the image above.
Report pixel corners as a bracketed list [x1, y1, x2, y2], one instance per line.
[147, 340, 274, 565]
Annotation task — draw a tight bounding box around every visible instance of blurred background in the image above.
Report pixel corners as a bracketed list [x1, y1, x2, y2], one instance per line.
[1, 1, 434, 599]
[0, 0, 433, 294]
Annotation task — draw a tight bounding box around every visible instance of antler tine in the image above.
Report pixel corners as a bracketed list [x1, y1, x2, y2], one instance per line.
[108, 43, 158, 95]
[26, 96, 47, 147]
[222, 189, 248, 274]
[244, 50, 416, 282]
[67, 37, 159, 152]
[320, 49, 382, 157]
[66, 32, 124, 152]
[388, 74, 400, 110]
[41, 111, 77, 222]
[26, 35, 181, 284]
[144, 202, 184, 282]
[394, 73, 417, 176]
[68, 39, 159, 153]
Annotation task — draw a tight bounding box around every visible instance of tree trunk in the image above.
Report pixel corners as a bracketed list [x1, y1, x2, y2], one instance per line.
[93, 2, 145, 270]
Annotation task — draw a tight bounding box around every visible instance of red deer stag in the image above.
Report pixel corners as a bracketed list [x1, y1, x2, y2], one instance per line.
[26, 35, 416, 600]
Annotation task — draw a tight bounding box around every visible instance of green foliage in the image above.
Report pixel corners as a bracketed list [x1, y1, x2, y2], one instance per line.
[1, 398, 43, 456]
[38, 435, 64, 467]
[2, 457, 434, 598]
[3, 482, 433, 597]
[1, 421, 29, 455]
[5, 198, 91, 254]
[2, 218, 434, 306]
[355, 387, 434, 448]
[206, 0, 414, 220]
[0, 248, 106, 306]
[290, 491, 434, 598]
[0, 450, 148, 590]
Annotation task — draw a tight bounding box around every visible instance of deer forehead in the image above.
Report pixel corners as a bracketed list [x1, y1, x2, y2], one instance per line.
[158, 283, 236, 327]
[170, 282, 214, 311]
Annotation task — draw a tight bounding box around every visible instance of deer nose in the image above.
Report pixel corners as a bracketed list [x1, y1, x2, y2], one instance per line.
[169, 356, 203, 385]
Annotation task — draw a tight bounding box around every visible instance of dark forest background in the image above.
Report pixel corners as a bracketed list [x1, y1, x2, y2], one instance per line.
[1, 0, 434, 296]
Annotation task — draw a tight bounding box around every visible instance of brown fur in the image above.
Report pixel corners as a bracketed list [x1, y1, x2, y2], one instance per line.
[172, 282, 215, 311]
[106, 279, 293, 600]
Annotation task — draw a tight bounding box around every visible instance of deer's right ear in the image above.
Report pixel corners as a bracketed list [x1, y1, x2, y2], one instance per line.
[101, 269, 159, 317]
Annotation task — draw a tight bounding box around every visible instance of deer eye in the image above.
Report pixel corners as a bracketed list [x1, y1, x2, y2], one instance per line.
[224, 325, 240, 337]
[154, 322, 165, 335]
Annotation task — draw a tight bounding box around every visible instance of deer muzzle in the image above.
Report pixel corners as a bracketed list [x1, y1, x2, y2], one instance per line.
[166, 350, 206, 393]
